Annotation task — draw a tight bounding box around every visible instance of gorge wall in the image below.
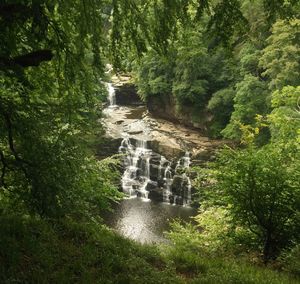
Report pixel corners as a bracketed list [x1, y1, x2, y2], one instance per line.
[111, 75, 212, 132]
[147, 93, 212, 132]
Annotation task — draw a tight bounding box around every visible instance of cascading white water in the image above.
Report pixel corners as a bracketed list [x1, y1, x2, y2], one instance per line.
[175, 151, 191, 171]
[119, 137, 151, 201]
[104, 82, 194, 206]
[158, 156, 167, 179]
[107, 83, 116, 106]
[186, 177, 192, 205]
[163, 163, 173, 203]
[174, 152, 192, 206]
[181, 173, 192, 206]
[182, 152, 191, 167]
[180, 152, 192, 206]
[119, 139, 193, 205]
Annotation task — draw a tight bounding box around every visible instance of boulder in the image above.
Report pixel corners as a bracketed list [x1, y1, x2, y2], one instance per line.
[150, 164, 160, 181]
[171, 175, 184, 196]
[149, 140, 184, 161]
[148, 188, 164, 202]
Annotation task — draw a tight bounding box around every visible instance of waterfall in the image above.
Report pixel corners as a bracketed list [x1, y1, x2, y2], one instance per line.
[119, 136, 193, 205]
[181, 173, 192, 206]
[182, 152, 191, 167]
[176, 151, 191, 171]
[172, 152, 192, 206]
[107, 83, 116, 106]
[104, 82, 194, 206]
[119, 137, 151, 201]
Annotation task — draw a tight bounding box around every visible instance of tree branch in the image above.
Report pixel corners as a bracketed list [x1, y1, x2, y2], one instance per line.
[0, 4, 31, 20]
[0, 50, 53, 68]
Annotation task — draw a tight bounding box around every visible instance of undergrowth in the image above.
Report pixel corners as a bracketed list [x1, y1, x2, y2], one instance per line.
[0, 215, 298, 284]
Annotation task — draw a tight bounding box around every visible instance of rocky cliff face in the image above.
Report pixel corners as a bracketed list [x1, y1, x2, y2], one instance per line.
[111, 75, 211, 132]
[147, 93, 212, 132]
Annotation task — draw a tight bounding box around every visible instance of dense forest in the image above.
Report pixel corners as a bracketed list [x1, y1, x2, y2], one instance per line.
[0, 0, 299, 283]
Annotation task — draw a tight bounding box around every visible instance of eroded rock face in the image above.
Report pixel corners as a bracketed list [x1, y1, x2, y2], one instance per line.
[147, 93, 212, 132]
[100, 103, 230, 162]
[149, 140, 184, 161]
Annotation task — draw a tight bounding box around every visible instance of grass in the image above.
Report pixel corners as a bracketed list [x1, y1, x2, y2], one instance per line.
[0, 215, 298, 284]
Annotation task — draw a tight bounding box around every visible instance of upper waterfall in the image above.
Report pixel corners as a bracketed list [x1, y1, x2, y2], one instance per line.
[107, 83, 116, 107]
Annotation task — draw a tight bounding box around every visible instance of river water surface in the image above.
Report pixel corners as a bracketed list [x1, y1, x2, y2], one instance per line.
[103, 198, 197, 244]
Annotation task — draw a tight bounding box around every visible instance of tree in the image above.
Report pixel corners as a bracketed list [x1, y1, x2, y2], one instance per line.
[133, 50, 174, 101]
[268, 85, 300, 143]
[211, 85, 300, 261]
[222, 74, 269, 140]
[260, 19, 300, 91]
[215, 144, 300, 262]
[172, 30, 212, 107]
[207, 87, 235, 137]
[1, 0, 299, 218]
[0, 1, 120, 218]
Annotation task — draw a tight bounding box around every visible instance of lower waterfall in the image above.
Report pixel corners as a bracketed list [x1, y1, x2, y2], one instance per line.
[119, 136, 192, 206]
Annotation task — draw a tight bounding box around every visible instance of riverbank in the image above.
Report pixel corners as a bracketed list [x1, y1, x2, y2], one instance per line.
[1, 215, 298, 284]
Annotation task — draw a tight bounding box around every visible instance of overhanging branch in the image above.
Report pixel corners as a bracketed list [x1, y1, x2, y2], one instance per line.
[0, 50, 53, 69]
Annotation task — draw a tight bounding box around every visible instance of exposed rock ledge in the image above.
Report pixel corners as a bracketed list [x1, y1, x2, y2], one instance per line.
[99, 105, 231, 163]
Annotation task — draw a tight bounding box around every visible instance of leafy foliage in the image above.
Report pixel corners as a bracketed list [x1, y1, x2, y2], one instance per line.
[215, 144, 300, 261]
[164, 219, 298, 283]
[1, 214, 297, 283]
[222, 74, 269, 140]
[190, 83, 300, 263]
[268, 85, 300, 143]
[207, 87, 235, 137]
[260, 19, 300, 90]
[280, 244, 300, 277]
[134, 50, 174, 101]
[1, 0, 300, 282]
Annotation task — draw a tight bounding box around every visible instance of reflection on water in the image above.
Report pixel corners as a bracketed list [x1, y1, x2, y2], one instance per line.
[102, 198, 197, 244]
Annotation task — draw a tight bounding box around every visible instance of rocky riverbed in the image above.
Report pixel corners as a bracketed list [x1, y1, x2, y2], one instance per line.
[101, 104, 229, 163]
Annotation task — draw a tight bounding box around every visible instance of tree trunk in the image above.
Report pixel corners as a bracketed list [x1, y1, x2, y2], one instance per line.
[263, 230, 273, 263]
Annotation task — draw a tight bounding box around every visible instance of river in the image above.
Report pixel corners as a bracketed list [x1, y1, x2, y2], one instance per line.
[100, 82, 215, 243]
[103, 198, 197, 244]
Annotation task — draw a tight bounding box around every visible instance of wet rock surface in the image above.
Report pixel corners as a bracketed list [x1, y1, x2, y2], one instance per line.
[101, 105, 230, 162]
